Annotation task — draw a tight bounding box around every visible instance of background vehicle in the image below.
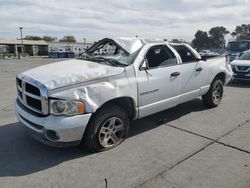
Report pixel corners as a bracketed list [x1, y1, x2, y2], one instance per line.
[226, 40, 250, 62]
[199, 50, 220, 58]
[199, 50, 213, 57]
[231, 50, 250, 81]
[15, 37, 233, 151]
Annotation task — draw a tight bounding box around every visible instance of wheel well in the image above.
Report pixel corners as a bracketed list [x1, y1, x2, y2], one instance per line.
[97, 97, 136, 119]
[214, 72, 226, 84]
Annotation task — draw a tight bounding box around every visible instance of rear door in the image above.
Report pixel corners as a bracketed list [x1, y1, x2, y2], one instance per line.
[137, 44, 181, 118]
[172, 45, 203, 104]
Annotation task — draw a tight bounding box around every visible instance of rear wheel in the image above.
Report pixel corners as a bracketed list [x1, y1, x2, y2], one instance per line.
[83, 104, 129, 152]
[202, 79, 224, 108]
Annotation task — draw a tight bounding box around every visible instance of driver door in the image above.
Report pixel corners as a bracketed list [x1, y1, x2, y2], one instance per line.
[137, 45, 181, 118]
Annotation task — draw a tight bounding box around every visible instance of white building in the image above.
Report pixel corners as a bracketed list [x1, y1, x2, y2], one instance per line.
[48, 42, 93, 56]
[0, 39, 48, 56]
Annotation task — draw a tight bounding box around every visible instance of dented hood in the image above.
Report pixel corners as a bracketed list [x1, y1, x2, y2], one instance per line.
[21, 59, 124, 90]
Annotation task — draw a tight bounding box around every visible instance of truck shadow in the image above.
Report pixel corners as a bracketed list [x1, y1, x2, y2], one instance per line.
[0, 99, 207, 177]
[129, 98, 207, 137]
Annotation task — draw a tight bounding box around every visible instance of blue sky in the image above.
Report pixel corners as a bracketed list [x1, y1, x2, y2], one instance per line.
[0, 0, 249, 42]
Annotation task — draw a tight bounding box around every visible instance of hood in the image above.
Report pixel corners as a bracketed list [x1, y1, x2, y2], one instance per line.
[21, 59, 124, 90]
[231, 60, 250, 66]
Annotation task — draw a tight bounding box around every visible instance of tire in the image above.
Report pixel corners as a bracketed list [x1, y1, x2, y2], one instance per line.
[83, 104, 130, 152]
[202, 79, 224, 108]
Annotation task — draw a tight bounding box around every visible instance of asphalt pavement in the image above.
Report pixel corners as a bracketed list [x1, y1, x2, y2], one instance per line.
[0, 58, 250, 188]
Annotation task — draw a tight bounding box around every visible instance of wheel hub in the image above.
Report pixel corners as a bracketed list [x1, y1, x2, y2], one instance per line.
[98, 117, 124, 148]
[212, 83, 222, 103]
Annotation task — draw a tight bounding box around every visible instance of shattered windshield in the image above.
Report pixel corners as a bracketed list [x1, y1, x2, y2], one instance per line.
[80, 39, 140, 66]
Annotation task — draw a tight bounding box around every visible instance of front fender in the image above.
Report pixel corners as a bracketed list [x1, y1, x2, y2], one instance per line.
[48, 70, 138, 113]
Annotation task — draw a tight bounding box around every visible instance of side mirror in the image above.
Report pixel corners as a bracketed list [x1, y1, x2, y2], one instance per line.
[140, 59, 148, 70]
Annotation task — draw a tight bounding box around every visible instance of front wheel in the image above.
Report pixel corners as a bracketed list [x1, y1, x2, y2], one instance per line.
[83, 104, 129, 152]
[202, 79, 224, 108]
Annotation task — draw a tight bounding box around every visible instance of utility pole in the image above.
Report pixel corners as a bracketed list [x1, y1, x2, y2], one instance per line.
[19, 27, 24, 54]
[83, 37, 86, 51]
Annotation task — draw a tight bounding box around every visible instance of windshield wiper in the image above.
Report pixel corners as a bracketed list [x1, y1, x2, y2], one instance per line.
[81, 55, 126, 67]
[92, 57, 126, 67]
[104, 59, 126, 67]
[81, 55, 96, 62]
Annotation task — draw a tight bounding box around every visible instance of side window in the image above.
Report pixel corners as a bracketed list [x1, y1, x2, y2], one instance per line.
[173, 45, 197, 63]
[146, 45, 177, 68]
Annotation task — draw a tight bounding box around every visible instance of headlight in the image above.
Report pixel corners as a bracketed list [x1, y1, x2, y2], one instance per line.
[50, 99, 85, 116]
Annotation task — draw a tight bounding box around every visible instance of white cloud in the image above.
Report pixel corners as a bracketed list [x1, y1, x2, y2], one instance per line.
[0, 0, 249, 42]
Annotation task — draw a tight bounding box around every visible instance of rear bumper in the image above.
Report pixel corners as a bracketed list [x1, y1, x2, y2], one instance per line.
[225, 72, 233, 85]
[16, 99, 92, 147]
[224, 66, 234, 85]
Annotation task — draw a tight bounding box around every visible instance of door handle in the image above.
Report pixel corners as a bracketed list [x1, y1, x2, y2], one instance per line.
[171, 72, 180, 77]
[196, 67, 203, 72]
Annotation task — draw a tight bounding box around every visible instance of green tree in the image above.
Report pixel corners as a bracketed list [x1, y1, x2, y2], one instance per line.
[24, 35, 42, 40]
[42, 36, 57, 42]
[171, 39, 186, 43]
[59, 35, 76, 43]
[192, 30, 210, 49]
[232, 24, 250, 40]
[209, 26, 229, 48]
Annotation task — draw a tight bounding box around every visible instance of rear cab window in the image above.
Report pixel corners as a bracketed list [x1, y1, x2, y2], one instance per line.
[171, 45, 197, 63]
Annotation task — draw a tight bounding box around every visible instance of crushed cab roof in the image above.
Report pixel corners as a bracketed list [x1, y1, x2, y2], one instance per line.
[89, 37, 188, 55]
[112, 37, 166, 54]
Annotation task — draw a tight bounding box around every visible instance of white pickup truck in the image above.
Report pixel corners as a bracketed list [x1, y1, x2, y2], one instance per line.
[16, 37, 233, 151]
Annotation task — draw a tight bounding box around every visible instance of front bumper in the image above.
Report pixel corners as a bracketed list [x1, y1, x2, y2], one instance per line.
[231, 65, 250, 81]
[233, 73, 250, 81]
[16, 99, 92, 147]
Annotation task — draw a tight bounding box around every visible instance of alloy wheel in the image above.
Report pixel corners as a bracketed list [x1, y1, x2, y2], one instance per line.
[212, 83, 222, 104]
[98, 117, 124, 148]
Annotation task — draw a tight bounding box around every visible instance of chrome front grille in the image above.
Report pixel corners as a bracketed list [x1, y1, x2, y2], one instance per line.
[235, 66, 250, 73]
[16, 76, 48, 115]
